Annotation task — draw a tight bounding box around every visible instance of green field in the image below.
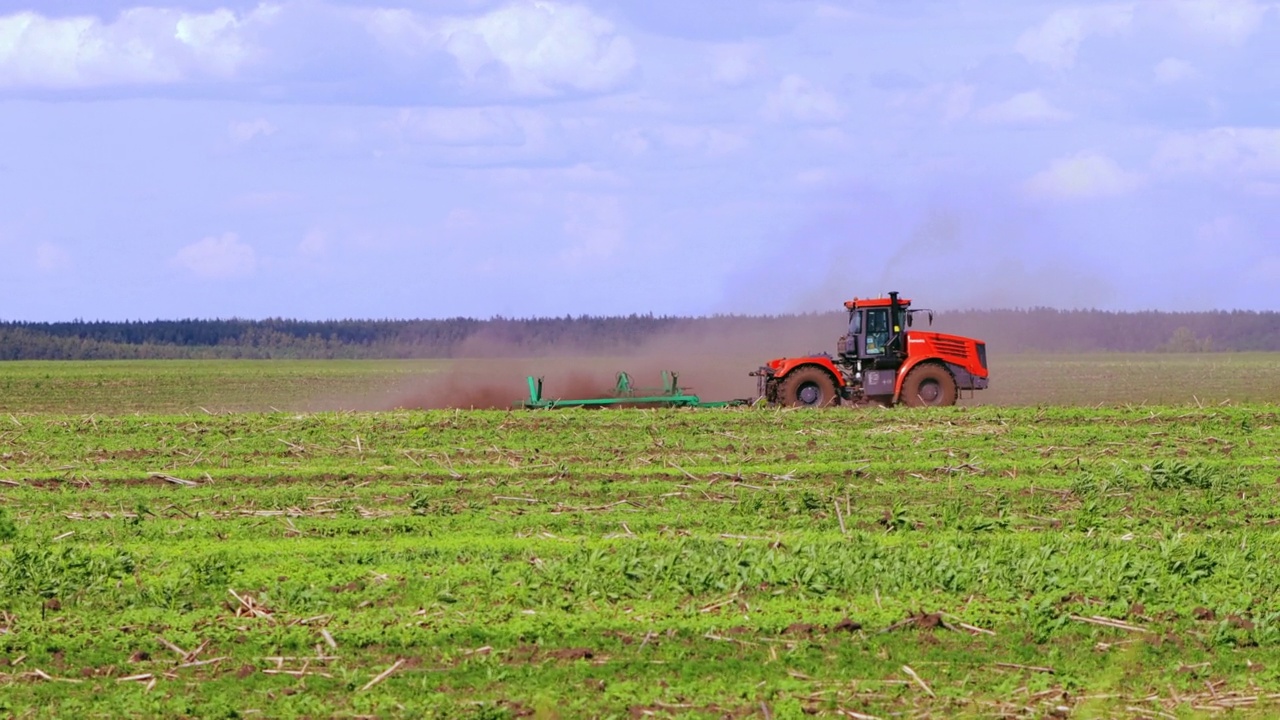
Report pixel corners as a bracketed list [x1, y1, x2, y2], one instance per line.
[0, 359, 447, 414]
[3, 353, 1280, 414]
[2, 356, 1280, 717]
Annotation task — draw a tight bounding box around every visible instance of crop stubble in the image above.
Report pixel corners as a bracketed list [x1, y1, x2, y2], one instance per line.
[1, 400, 1280, 716]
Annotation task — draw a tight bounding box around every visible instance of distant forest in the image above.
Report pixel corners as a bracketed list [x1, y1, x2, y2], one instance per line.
[0, 308, 1277, 360]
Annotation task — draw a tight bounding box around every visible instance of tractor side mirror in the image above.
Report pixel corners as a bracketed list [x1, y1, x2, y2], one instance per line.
[906, 314, 913, 328]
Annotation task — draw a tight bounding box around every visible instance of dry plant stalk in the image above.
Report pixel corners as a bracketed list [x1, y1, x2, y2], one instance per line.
[359, 658, 406, 692]
[901, 665, 935, 698]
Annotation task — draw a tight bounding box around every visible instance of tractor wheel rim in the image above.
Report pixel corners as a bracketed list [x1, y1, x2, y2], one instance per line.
[919, 380, 940, 402]
[798, 383, 820, 405]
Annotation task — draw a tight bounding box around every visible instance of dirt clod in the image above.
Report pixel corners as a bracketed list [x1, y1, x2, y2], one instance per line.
[914, 612, 945, 630]
[547, 647, 594, 661]
[885, 611, 950, 633]
[832, 617, 862, 632]
[1228, 614, 1255, 630]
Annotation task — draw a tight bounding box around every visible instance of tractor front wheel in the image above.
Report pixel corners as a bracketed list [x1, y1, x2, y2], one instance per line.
[900, 364, 958, 407]
[777, 367, 838, 408]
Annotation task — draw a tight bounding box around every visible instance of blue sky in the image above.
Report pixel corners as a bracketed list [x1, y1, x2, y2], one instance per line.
[1, 0, 1278, 321]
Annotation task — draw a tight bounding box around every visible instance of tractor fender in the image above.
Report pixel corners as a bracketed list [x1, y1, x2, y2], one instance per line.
[770, 357, 846, 387]
[892, 358, 954, 402]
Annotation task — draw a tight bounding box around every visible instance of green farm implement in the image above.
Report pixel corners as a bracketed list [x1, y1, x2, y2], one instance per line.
[523, 371, 747, 409]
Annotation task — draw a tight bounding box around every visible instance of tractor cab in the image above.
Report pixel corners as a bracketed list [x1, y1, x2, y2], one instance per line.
[838, 292, 931, 367]
[842, 300, 894, 359]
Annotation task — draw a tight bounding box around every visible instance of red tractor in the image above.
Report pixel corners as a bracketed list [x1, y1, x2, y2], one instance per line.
[752, 292, 988, 407]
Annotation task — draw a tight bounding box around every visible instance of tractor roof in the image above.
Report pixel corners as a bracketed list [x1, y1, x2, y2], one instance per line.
[843, 296, 912, 310]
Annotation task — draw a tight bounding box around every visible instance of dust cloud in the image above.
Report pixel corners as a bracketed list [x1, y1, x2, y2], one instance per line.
[378, 316, 846, 410]
[389, 362, 617, 410]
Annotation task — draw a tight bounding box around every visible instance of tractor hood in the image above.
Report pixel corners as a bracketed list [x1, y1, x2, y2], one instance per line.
[906, 331, 988, 375]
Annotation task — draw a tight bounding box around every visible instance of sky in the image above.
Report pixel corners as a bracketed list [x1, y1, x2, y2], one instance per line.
[1, 0, 1278, 321]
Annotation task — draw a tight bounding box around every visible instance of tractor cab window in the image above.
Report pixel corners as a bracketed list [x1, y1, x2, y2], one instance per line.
[865, 308, 889, 356]
[848, 310, 862, 336]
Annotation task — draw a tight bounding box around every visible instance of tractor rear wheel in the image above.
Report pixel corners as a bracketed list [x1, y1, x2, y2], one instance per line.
[777, 367, 838, 408]
[901, 364, 957, 407]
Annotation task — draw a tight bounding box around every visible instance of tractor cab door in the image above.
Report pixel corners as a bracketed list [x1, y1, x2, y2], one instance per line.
[863, 308, 890, 357]
[839, 309, 862, 357]
[863, 307, 907, 374]
[843, 308, 896, 360]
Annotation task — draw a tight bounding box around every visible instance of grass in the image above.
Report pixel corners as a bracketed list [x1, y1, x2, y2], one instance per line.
[2, 397, 1280, 717]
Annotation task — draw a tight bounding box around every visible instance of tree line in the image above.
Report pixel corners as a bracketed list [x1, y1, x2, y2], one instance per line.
[0, 308, 1276, 360]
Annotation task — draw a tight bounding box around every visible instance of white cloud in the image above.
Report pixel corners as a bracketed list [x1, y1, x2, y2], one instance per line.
[443, 209, 483, 233]
[1153, 57, 1197, 84]
[976, 90, 1070, 124]
[658, 125, 749, 155]
[0, 7, 267, 88]
[172, 232, 257, 279]
[432, 2, 636, 96]
[0, 2, 634, 101]
[1016, 4, 1134, 70]
[616, 124, 749, 158]
[804, 127, 854, 150]
[229, 118, 276, 144]
[794, 167, 837, 185]
[1167, 0, 1269, 44]
[1014, 0, 1269, 65]
[1196, 214, 1238, 241]
[812, 4, 867, 21]
[480, 164, 627, 191]
[380, 106, 563, 166]
[888, 82, 975, 124]
[614, 128, 650, 156]
[364, 2, 637, 98]
[229, 190, 302, 210]
[1025, 151, 1143, 200]
[709, 43, 763, 86]
[1154, 127, 1280, 178]
[558, 161, 627, 185]
[297, 229, 327, 259]
[387, 107, 529, 147]
[34, 242, 70, 272]
[763, 74, 844, 123]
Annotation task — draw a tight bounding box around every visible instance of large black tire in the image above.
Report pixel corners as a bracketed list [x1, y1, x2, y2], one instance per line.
[777, 366, 838, 408]
[900, 364, 958, 407]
